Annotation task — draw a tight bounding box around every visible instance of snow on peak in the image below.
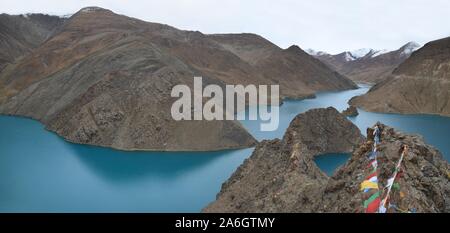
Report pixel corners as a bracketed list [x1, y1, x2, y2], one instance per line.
[306, 49, 328, 56]
[349, 48, 372, 59]
[20, 13, 34, 19]
[344, 52, 355, 61]
[346, 48, 390, 59]
[370, 49, 389, 58]
[60, 14, 73, 18]
[329, 42, 421, 61]
[401, 42, 421, 55]
[305, 49, 317, 55]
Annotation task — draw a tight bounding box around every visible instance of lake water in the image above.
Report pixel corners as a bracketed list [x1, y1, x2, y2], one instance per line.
[1, 85, 449, 212]
[314, 153, 351, 176]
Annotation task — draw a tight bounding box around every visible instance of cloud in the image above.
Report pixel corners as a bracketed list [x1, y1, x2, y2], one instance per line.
[2, 0, 449, 53]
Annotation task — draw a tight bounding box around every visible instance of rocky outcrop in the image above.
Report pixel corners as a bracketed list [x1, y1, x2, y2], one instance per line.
[342, 105, 358, 117]
[320, 124, 450, 213]
[0, 7, 356, 151]
[203, 108, 450, 213]
[203, 107, 365, 212]
[350, 37, 450, 117]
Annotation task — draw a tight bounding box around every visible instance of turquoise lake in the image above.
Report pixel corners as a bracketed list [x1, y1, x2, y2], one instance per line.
[314, 153, 351, 176]
[1, 85, 450, 212]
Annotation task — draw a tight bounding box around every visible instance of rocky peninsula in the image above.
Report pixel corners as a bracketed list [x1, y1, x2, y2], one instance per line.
[204, 107, 450, 212]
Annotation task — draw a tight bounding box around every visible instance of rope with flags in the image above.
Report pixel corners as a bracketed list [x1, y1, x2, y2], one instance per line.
[360, 139, 381, 213]
[378, 145, 407, 213]
[359, 125, 410, 213]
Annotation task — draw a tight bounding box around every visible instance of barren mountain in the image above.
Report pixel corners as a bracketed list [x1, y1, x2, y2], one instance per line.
[0, 13, 65, 71]
[312, 42, 420, 83]
[0, 7, 356, 151]
[350, 37, 450, 117]
[0, 7, 256, 151]
[203, 108, 450, 213]
[209, 34, 357, 98]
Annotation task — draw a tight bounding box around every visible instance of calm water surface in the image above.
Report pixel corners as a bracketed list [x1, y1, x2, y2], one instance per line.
[1, 85, 449, 212]
[314, 153, 351, 176]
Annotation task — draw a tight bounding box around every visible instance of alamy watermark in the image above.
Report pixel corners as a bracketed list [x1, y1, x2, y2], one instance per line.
[171, 77, 279, 131]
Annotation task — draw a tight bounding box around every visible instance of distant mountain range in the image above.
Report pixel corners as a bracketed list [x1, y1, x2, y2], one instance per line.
[307, 42, 421, 83]
[350, 37, 450, 116]
[308, 38, 450, 117]
[0, 7, 356, 151]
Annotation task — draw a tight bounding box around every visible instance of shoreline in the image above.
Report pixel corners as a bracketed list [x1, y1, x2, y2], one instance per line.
[2, 84, 449, 154]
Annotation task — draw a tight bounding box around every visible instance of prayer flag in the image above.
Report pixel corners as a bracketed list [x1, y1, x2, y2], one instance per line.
[366, 172, 377, 180]
[360, 180, 379, 191]
[364, 191, 380, 209]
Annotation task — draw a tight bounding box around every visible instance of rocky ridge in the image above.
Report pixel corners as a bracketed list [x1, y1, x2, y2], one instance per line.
[203, 107, 365, 212]
[203, 107, 450, 212]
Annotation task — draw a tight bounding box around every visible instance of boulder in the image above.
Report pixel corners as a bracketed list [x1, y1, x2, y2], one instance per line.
[342, 106, 359, 117]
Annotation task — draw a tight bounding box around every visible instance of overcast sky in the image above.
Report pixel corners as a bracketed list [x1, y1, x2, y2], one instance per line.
[2, 0, 449, 54]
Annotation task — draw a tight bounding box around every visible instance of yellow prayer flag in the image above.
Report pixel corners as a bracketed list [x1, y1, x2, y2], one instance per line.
[360, 180, 379, 191]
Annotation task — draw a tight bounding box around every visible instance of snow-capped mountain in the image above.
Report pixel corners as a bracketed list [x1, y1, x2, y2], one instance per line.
[311, 42, 421, 83]
[400, 41, 421, 56]
[343, 52, 355, 61]
[308, 47, 398, 60]
[349, 48, 372, 59]
[349, 48, 392, 59]
[369, 49, 389, 58]
[305, 49, 328, 56]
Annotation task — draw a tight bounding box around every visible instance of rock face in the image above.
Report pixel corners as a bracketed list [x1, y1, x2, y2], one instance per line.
[203, 108, 450, 213]
[0, 7, 356, 151]
[350, 37, 450, 117]
[203, 107, 365, 212]
[313, 42, 421, 83]
[342, 106, 359, 117]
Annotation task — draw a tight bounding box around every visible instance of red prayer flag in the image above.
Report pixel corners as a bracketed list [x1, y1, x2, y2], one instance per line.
[366, 160, 376, 168]
[365, 197, 381, 213]
[366, 171, 377, 180]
